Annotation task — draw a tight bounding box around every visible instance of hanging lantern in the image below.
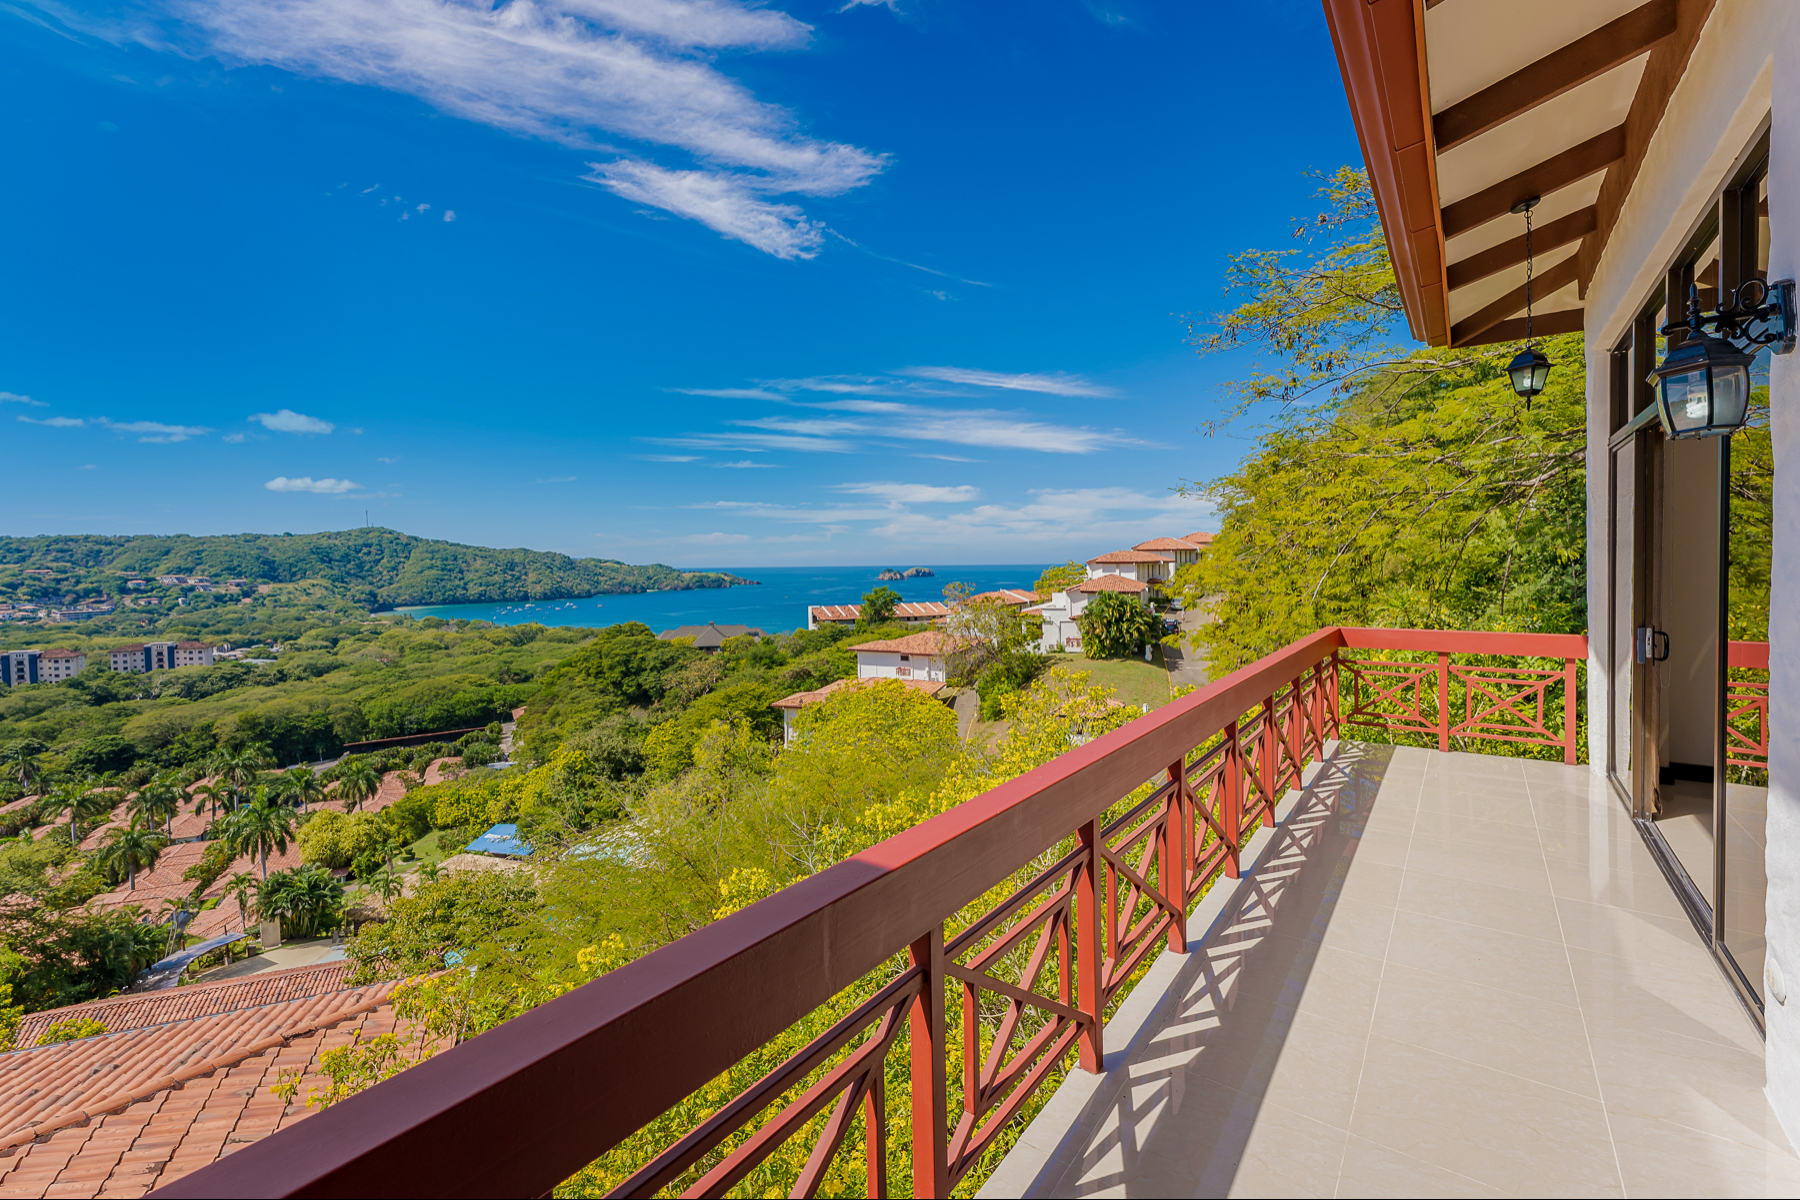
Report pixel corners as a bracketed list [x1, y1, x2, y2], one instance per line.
[1507, 348, 1552, 399]
[1507, 196, 1552, 403]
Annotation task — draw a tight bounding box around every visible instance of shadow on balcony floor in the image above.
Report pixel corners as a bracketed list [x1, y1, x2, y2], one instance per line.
[979, 741, 1795, 1198]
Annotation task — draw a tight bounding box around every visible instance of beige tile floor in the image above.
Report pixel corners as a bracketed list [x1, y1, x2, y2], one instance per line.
[980, 742, 1798, 1198]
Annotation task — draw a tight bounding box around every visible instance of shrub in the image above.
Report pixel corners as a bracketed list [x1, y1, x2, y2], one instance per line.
[35, 1016, 107, 1046]
[257, 866, 346, 939]
[297, 810, 388, 870]
[1076, 591, 1159, 657]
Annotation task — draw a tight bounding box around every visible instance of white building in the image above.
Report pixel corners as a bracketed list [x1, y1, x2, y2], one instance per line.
[846, 631, 960, 682]
[39, 648, 86, 681]
[1131, 534, 1213, 569]
[1032, 574, 1151, 653]
[0, 651, 38, 688]
[106, 641, 210, 672]
[1085, 549, 1176, 583]
[806, 601, 952, 630]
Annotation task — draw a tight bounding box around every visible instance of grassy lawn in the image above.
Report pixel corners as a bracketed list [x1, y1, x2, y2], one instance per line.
[1055, 646, 1174, 710]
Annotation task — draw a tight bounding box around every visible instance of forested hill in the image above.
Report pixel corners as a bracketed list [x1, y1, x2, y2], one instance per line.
[0, 530, 750, 607]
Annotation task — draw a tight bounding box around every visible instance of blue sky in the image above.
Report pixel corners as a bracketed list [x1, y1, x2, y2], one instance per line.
[1, 0, 1363, 567]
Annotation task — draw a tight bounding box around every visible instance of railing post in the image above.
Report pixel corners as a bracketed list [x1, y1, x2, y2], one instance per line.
[1222, 721, 1243, 878]
[1329, 650, 1342, 739]
[1075, 817, 1105, 1073]
[1287, 675, 1303, 785]
[1562, 656, 1579, 766]
[1259, 696, 1277, 816]
[908, 927, 948, 1198]
[1163, 760, 1187, 953]
[1436, 652, 1451, 753]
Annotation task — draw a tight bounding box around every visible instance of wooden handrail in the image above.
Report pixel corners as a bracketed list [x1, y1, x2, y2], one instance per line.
[152, 625, 1589, 1199]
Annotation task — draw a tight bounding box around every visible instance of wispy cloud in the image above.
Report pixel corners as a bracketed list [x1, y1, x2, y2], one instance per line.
[265, 476, 361, 494]
[250, 408, 334, 434]
[100, 419, 212, 443]
[18, 415, 85, 428]
[646, 432, 859, 454]
[0, 392, 45, 406]
[834, 482, 979, 503]
[899, 366, 1120, 397]
[635, 453, 702, 463]
[717, 459, 779, 468]
[169, 0, 885, 258]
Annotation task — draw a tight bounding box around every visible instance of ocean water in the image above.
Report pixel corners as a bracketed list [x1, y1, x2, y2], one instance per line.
[395, 563, 1056, 636]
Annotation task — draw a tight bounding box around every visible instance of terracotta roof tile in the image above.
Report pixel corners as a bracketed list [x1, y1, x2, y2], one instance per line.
[1182, 531, 1215, 546]
[1131, 537, 1202, 551]
[0, 981, 414, 1197]
[808, 602, 950, 623]
[15, 963, 354, 1049]
[967, 589, 1036, 605]
[1084, 550, 1173, 564]
[846, 631, 964, 655]
[1076, 574, 1151, 594]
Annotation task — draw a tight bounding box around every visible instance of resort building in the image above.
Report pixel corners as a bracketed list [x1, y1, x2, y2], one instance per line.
[0, 651, 37, 687]
[1132, 535, 1210, 569]
[39, 648, 86, 681]
[847, 630, 959, 683]
[105, 641, 213, 673]
[806, 600, 952, 630]
[656, 622, 765, 651]
[1030, 573, 1152, 653]
[1084, 548, 1175, 583]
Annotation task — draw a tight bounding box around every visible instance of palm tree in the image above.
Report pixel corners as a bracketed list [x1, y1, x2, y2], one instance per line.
[272, 765, 327, 812]
[188, 780, 225, 825]
[227, 791, 297, 879]
[46, 786, 111, 845]
[334, 758, 382, 814]
[2, 743, 43, 796]
[100, 822, 170, 891]
[129, 777, 182, 835]
[225, 871, 259, 932]
[211, 746, 270, 803]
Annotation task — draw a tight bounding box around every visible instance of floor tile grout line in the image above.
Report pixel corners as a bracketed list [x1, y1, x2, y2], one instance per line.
[1526, 766, 1631, 1198]
[1334, 750, 1421, 1199]
[1340, 1131, 1505, 1197]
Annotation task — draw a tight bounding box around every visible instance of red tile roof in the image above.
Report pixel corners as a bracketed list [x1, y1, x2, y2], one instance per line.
[1182, 531, 1215, 546]
[15, 962, 354, 1048]
[1085, 550, 1174, 564]
[1077, 575, 1151, 594]
[0, 981, 411, 1197]
[808, 601, 951, 623]
[1132, 537, 1202, 552]
[968, 589, 1037, 605]
[771, 677, 947, 710]
[847, 631, 964, 656]
[39, 649, 83, 660]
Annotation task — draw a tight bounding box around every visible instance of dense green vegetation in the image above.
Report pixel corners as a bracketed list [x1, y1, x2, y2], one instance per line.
[1173, 170, 1590, 672]
[0, 527, 751, 641]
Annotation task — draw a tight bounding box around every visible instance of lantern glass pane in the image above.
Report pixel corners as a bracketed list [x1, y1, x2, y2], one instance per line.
[1712, 363, 1749, 429]
[1530, 360, 1551, 392]
[1662, 367, 1710, 433]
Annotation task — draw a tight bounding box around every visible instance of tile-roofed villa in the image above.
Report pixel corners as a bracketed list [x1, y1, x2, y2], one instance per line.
[1085, 548, 1176, 583]
[806, 600, 951, 630]
[655, 622, 765, 651]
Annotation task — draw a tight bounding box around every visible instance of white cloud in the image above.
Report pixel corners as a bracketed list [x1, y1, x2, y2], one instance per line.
[646, 432, 857, 453]
[835, 482, 979, 503]
[377, 455, 400, 463]
[0, 392, 45, 406]
[443, 209, 456, 222]
[222, 432, 247, 443]
[635, 453, 701, 462]
[684, 531, 752, 544]
[731, 410, 1131, 454]
[250, 408, 334, 434]
[265, 476, 362, 494]
[173, 0, 885, 257]
[899, 366, 1120, 397]
[19, 415, 84, 428]
[716, 459, 778, 468]
[99, 419, 213, 442]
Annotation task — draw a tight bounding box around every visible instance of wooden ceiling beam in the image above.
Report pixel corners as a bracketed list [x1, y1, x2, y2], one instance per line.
[1440, 126, 1624, 240]
[1449, 253, 1582, 345]
[1578, 0, 1717, 294]
[1455, 308, 1585, 347]
[1446, 206, 1597, 291]
[1433, 0, 1677, 153]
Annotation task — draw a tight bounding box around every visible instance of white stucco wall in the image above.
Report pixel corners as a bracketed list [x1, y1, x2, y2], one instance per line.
[854, 651, 947, 682]
[1578, 0, 1798, 1145]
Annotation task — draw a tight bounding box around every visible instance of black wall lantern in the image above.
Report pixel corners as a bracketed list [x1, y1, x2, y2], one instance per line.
[1654, 277, 1796, 439]
[1507, 196, 1552, 403]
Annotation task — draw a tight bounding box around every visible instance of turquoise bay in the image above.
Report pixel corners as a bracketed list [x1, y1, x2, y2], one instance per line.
[394, 563, 1056, 635]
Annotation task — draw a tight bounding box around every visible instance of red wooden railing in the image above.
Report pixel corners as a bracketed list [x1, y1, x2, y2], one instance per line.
[1728, 640, 1771, 771]
[155, 626, 1588, 1200]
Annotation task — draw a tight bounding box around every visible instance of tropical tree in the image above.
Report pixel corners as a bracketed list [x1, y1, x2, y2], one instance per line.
[2, 742, 46, 796]
[128, 776, 182, 835]
[225, 872, 259, 932]
[45, 787, 112, 845]
[1077, 591, 1160, 658]
[227, 792, 298, 879]
[211, 746, 271, 799]
[256, 866, 346, 940]
[101, 823, 170, 891]
[188, 780, 226, 825]
[334, 758, 382, 814]
[859, 586, 901, 625]
[272, 765, 328, 812]
[1033, 561, 1088, 599]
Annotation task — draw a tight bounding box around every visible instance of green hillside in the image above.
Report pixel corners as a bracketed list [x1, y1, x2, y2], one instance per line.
[0, 529, 749, 608]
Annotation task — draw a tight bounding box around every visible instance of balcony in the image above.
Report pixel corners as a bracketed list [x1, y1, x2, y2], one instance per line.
[156, 627, 1787, 1199]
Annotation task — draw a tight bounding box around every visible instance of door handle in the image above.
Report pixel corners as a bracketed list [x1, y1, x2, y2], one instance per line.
[1636, 627, 1670, 663]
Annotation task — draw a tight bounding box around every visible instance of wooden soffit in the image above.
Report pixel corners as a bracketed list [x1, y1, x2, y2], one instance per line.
[1321, 0, 1716, 348]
